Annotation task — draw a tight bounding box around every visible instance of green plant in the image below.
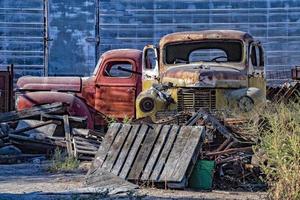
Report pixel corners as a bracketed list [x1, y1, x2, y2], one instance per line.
[105, 116, 117, 126]
[252, 102, 300, 199]
[48, 148, 80, 173]
[123, 115, 133, 124]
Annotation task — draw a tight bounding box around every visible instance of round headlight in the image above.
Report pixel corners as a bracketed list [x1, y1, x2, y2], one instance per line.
[139, 97, 155, 112]
[238, 96, 254, 112]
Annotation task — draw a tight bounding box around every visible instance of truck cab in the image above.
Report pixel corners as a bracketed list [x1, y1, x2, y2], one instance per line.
[16, 49, 142, 129]
[136, 30, 266, 121]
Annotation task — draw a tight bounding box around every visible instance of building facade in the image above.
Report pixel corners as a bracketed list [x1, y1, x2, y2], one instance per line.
[1, 0, 300, 83]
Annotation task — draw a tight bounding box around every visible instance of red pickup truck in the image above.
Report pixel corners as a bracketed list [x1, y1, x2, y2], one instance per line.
[16, 49, 143, 129]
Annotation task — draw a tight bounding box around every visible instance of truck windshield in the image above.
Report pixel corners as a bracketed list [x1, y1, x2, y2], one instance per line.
[164, 40, 243, 65]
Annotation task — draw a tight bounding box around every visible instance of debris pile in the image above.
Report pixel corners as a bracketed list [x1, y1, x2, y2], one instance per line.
[0, 102, 103, 163]
[0, 103, 267, 191]
[267, 81, 299, 103]
[85, 110, 267, 191]
[173, 110, 266, 191]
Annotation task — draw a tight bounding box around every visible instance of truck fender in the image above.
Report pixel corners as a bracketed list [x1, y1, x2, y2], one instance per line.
[226, 87, 265, 112]
[16, 91, 94, 129]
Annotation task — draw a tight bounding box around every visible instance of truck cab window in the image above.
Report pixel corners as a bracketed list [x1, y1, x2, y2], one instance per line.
[104, 62, 132, 77]
[189, 49, 228, 62]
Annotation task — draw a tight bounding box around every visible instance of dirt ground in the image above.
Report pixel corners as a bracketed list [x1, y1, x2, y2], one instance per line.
[0, 162, 267, 200]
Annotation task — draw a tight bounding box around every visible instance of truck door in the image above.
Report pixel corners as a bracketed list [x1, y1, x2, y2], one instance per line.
[95, 59, 137, 119]
[248, 42, 266, 97]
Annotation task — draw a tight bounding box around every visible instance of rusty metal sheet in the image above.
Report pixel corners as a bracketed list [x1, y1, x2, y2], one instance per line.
[95, 86, 136, 119]
[88, 123, 205, 188]
[17, 76, 82, 92]
[161, 65, 247, 88]
[159, 30, 253, 49]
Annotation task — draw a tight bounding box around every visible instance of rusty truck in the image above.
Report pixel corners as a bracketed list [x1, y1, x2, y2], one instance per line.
[16, 30, 266, 129]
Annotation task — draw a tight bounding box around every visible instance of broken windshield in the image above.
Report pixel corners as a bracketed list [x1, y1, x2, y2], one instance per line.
[164, 40, 243, 65]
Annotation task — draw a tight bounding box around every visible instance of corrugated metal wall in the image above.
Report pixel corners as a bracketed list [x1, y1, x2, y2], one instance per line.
[99, 0, 300, 84]
[48, 0, 96, 76]
[1, 0, 300, 84]
[0, 0, 46, 79]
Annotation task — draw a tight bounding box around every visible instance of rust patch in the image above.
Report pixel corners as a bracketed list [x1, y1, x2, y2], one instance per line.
[159, 30, 253, 48]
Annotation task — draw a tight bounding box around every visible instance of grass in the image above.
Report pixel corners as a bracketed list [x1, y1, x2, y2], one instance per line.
[48, 148, 80, 173]
[244, 102, 300, 199]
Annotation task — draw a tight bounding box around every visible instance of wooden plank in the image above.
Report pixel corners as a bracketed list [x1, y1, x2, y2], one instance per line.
[101, 124, 132, 172]
[0, 102, 65, 123]
[159, 126, 192, 182]
[73, 128, 105, 138]
[86, 168, 138, 192]
[74, 139, 100, 147]
[170, 126, 205, 182]
[63, 115, 73, 157]
[73, 137, 78, 159]
[141, 125, 171, 181]
[127, 124, 162, 181]
[9, 134, 55, 146]
[41, 113, 87, 123]
[76, 149, 97, 155]
[87, 123, 122, 175]
[12, 120, 59, 135]
[111, 124, 140, 176]
[73, 136, 101, 144]
[119, 124, 149, 179]
[76, 144, 98, 152]
[150, 125, 180, 181]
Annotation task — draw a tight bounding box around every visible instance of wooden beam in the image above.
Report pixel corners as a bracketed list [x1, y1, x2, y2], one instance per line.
[10, 120, 60, 135]
[63, 115, 73, 157]
[0, 102, 66, 123]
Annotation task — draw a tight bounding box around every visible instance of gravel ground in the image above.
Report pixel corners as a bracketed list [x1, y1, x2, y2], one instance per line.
[0, 162, 267, 200]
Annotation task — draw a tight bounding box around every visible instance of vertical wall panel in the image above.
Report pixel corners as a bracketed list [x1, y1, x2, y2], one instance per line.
[99, 0, 300, 84]
[0, 0, 46, 79]
[48, 0, 96, 76]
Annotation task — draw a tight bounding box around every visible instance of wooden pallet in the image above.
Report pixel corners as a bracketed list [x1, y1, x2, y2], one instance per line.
[87, 123, 205, 188]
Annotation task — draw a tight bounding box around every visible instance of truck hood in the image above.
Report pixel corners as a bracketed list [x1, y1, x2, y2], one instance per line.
[161, 64, 247, 88]
[17, 76, 82, 92]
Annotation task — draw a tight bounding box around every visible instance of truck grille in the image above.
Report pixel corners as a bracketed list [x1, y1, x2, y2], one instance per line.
[177, 88, 216, 112]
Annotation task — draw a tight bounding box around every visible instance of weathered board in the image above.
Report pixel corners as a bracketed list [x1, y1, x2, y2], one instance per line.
[0, 102, 66, 123]
[87, 123, 205, 188]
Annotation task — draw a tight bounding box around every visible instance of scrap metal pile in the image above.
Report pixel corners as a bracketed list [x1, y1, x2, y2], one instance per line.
[267, 67, 300, 103]
[183, 110, 265, 191]
[85, 109, 266, 191]
[267, 81, 299, 103]
[0, 102, 103, 163]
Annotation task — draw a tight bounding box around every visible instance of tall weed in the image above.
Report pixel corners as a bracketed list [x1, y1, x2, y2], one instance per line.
[253, 103, 300, 199]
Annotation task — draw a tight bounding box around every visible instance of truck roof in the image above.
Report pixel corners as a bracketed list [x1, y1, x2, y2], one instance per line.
[159, 30, 254, 47]
[101, 49, 142, 62]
